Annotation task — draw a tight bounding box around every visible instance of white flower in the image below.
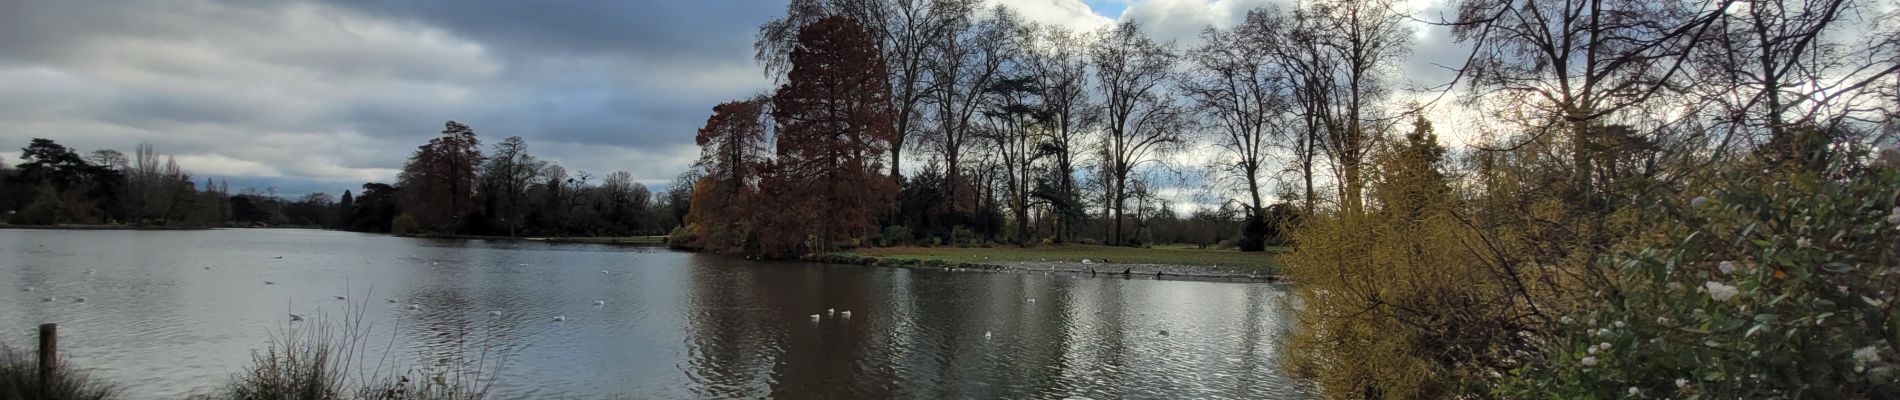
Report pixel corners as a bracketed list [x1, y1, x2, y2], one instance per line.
[1718, 261, 1736, 275]
[1887, 212, 1900, 225]
[1614, 320, 1627, 329]
[1560, 316, 1575, 324]
[1588, 345, 1599, 355]
[1596, 328, 1612, 337]
[1667, 282, 1682, 290]
[1657, 316, 1670, 325]
[1797, 237, 1813, 248]
[1628, 387, 1640, 396]
[1581, 356, 1598, 367]
[1676, 378, 1690, 389]
[1690, 196, 1709, 208]
[1598, 342, 1612, 352]
[1705, 281, 1740, 301]
[1855, 346, 1881, 363]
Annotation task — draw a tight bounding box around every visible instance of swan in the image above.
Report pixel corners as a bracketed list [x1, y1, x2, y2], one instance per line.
[1027, 298, 1036, 303]
[552, 315, 566, 322]
[810, 314, 821, 323]
[827, 308, 835, 316]
[840, 310, 852, 318]
[408, 304, 422, 310]
[490, 311, 503, 316]
[289, 314, 304, 322]
[593, 300, 605, 306]
[984, 331, 993, 340]
[1080, 259, 1092, 264]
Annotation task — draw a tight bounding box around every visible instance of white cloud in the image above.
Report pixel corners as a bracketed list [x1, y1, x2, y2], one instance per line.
[989, 0, 1117, 32]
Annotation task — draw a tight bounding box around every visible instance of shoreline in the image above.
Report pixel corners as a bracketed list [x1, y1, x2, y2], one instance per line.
[0, 224, 214, 231]
[801, 252, 1282, 283]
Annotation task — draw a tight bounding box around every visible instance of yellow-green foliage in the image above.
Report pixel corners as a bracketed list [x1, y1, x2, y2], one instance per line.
[1283, 125, 1522, 399]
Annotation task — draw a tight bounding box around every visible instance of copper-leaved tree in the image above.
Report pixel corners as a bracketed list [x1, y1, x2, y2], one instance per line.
[757, 16, 898, 258]
[398, 121, 483, 234]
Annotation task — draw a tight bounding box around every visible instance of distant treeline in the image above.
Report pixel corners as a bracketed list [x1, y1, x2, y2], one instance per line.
[0, 133, 687, 237]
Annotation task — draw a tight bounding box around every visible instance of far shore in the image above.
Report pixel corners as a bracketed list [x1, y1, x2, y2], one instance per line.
[0, 223, 214, 231]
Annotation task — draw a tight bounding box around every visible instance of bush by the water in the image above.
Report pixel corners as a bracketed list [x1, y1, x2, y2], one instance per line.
[0, 344, 121, 400]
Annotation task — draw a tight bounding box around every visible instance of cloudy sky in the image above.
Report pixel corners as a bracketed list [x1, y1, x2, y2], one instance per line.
[0, 0, 1463, 198]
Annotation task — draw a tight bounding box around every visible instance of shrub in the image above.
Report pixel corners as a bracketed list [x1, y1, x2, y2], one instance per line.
[0, 344, 121, 400]
[390, 213, 420, 236]
[1076, 237, 1101, 246]
[878, 225, 914, 247]
[1497, 159, 1900, 398]
[207, 301, 498, 400]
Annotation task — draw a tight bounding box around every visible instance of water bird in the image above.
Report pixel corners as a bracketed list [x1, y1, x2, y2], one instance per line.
[1158, 330, 1170, 336]
[840, 310, 852, 319]
[600, 270, 609, 274]
[810, 314, 821, 323]
[827, 308, 835, 316]
[204, 267, 211, 270]
[385, 299, 397, 303]
[335, 296, 347, 300]
[289, 314, 304, 322]
[23, 287, 34, 292]
[985, 331, 993, 340]
[84, 269, 96, 275]
[273, 256, 284, 260]
[408, 304, 422, 310]
[1081, 259, 1093, 264]
[518, 263, 527, 266]
[1027, 298, 1036, 303]
[41, 297, 54, 303]
[263, 281, 275, 285]
[593, 300, 605, 306]
[552, 315, 566, 322]
[73, 297, 85, 303]
[490, 311, 503, 316]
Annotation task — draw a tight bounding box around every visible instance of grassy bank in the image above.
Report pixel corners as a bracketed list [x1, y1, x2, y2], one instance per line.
[853, 244, 1282, 273]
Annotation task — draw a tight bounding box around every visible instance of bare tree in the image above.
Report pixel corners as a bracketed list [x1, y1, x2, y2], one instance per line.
[1183, 20, 1291, 230]
[1024, 24, 1095, 243]
[1090, 21, 1186, 245]
[920, 4, 1009, 218]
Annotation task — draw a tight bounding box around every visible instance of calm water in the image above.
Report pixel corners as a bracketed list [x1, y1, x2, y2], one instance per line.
[0, 229, 1304, 399]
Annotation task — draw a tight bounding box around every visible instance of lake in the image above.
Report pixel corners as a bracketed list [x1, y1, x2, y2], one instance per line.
[0, 228, 1305, 399]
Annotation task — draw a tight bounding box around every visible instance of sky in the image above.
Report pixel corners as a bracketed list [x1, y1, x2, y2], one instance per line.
[0, 0, 1468, 201]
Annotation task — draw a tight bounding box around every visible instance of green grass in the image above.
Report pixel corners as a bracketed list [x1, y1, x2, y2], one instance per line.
[855, 244, 1281, 272]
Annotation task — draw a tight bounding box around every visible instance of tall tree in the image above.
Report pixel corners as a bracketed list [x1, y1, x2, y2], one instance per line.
[758, 15, 899, 257]
[1090, 21, 1185, 245]
[921, 4, 1009, 219]
[757, 0, 980, 183]
[1184, 19, 1292, 250]
[480, 136, 544, 236]
[398, 121, 484, 234]
[688, 98, 770, 250]
[1024, 25, 1094, 243]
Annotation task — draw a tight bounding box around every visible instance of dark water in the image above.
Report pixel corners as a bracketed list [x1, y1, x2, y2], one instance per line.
[0, 229, 1305, 399]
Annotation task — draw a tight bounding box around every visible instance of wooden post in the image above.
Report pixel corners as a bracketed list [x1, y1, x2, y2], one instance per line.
[39, 323, 57, 399]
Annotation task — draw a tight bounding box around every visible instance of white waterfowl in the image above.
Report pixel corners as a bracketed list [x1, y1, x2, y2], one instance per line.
[408, 304, 422, 310]
[1027, 298, 1036, 303]
[490, 311, 503, 316]
[552, 315, 566, 322]
[840, 310, 852, 318]
[1080, 259, 1093, 264]
[810, 314, 821, 322]
[827, 308, 835, 316]
[985, 331, 993, 340]
[601, 270, 610, 274]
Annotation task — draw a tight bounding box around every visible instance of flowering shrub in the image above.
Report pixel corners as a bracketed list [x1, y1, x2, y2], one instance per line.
[1499, 155, 1900, 398]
